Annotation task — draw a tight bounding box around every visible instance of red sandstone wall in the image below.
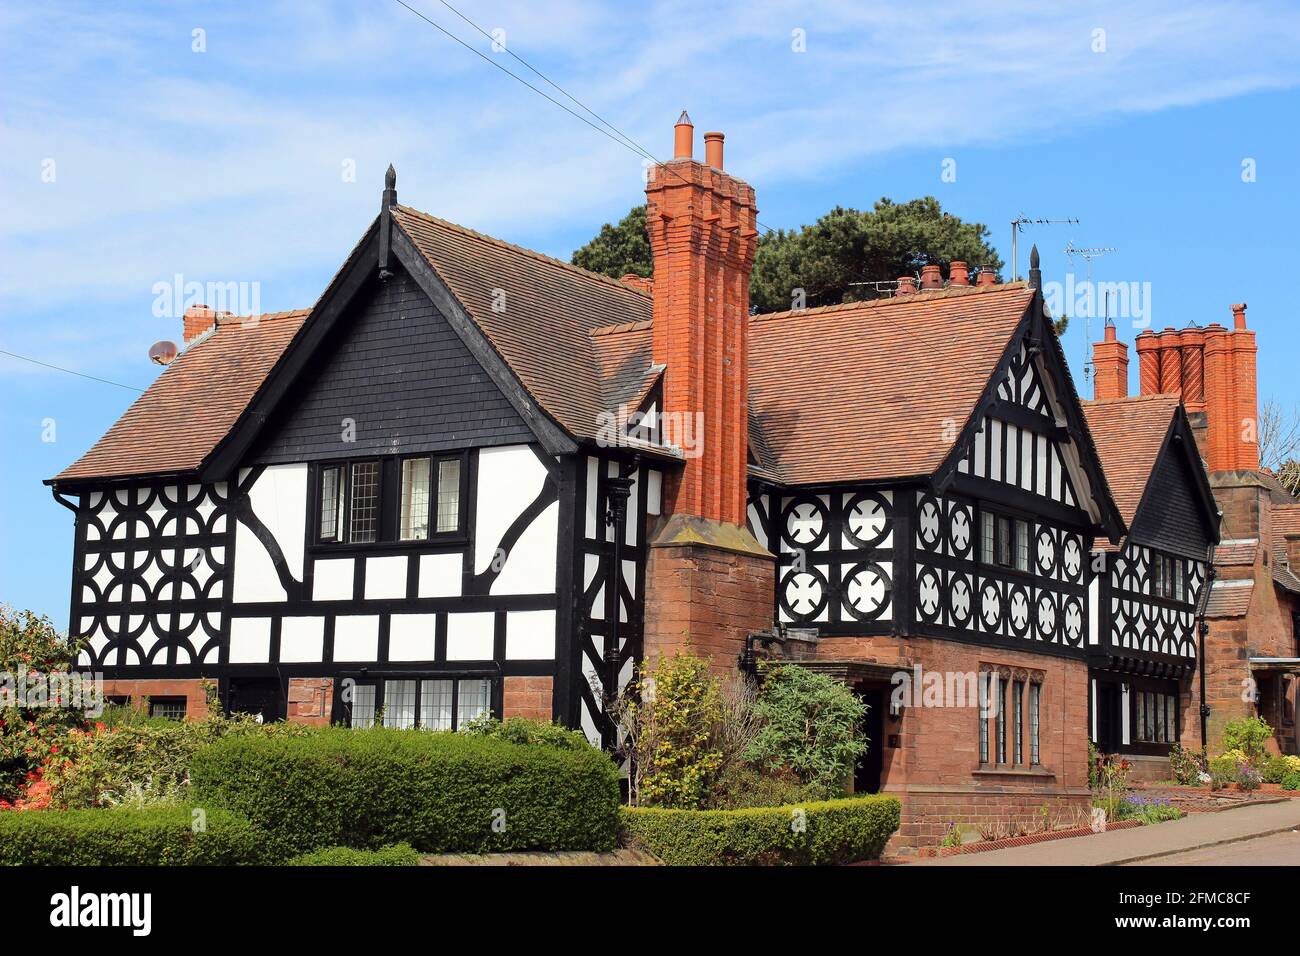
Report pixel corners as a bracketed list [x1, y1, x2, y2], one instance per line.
[503, 676, 554, 720]
[101, 678, 209, 720]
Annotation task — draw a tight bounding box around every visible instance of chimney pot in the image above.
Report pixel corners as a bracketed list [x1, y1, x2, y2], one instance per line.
[674, 111, 694, 160]
[1103, 323, 1116, 342]
[1231, 302, 1248, 329]
[949, 261, 970, 286]
[919, 264, 942, 290]
[703, 131, 724, 169]
[896, 276, 917, 296]
[975, 267, 997, 287]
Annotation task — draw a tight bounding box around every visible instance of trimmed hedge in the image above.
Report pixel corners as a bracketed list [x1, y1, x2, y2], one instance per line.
[287, 843, 421, 866]
[622, 795, 901, 865]
[190, 727, 620, 856]
[0, 805, 261, 865]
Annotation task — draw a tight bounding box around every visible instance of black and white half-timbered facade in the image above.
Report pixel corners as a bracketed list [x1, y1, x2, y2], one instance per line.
[49, 121, 1224, 845]
[1082, 394, 1220, 763]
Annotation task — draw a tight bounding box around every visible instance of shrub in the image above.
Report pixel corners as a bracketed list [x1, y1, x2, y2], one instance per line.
[708, 764, 834, 810]
[1114, 794, 1182, 824]
[459, 715, 593, 751]
[0, 606, 91, 803]
[1262, 754, 1300, 784]
[1236, 764, 1263, 792]
[616, 654, 725, 809]
[622, 795, 901, 866]
[747, 664, 867, 793]
[1220, 716, 1273, 765]
[287, 843, 421, 866]
[44, 699, 311, 809]
[0, 804, 261, 865]
[1281, 771, 1300, 791]
[1169, 744, 1208, 786]
[190, 726, 620, 857]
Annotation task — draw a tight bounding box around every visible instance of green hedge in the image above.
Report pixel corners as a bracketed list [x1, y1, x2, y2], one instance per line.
[622, 795, 901, 866]
[0, 805, 261, 865]
[190, 727, 620, 857]
[287, 843, 421, 866]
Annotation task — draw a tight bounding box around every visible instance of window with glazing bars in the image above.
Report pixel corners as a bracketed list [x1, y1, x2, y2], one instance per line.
[399, 457, 431, 540]
[1013, 680, 1024, 764]
[996, 675, 1007, 763]
[978, 673, 990, 763]
[349, 679, 493, 731]
[348, 461, 380, 543]
[319, 465, 344, 541]
[1029, 683, 1041, 764]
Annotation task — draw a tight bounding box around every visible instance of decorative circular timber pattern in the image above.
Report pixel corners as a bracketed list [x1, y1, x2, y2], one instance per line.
[781, 495, 829, 551]
[916, 566, 943, 623]
[948, 573, 973, 627]
[1061, 536, 1083, 582]
[948, 504, 972, 557]
[1007, 584, 1031, 638]
[916, 494, 942, 551]
[843, 492, 890, 549]
[780, 567, 829, 621]
[842, 561, 892, 621]
[1035, 527, 1058, 578]
[1034, 591, 1058, 640]
[1062, 595, 1084, 646]
[980, 580, 1002, 631]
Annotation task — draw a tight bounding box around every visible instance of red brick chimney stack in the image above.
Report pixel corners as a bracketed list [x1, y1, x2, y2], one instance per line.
[183, 304, 220, 344]
[642, 114, 773, 673]
[645, 113, 759, 525]
[1091, 322, 1129, 400]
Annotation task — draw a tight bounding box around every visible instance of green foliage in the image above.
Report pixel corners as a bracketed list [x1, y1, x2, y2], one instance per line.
[0, 804, 261, 865]
[1236, 763, 1263, 791]
[746, 664, 867, 792]
[571, 205, 652, 279]
[1169, 744, 1209, 786]
[1208, 755, 1238, 790]
[569, 199, 1004, 315]
[749, 199, 1002, 313]
[1281, 771, 1300, 791]
[1112, 796, 1183, 825]
[459, 715, 594, 751]
[45, 699, 311, 809]
[286, 842, 421, 867]
[189, 726, 620, 857]
[0, 606, 89, 802]
[1262, 754, 1293, 784]
[1087, 739, 1101, 789]
[619, 654, 725, 809]
[1220, 716, 1273, 764]
[622, 795, 901, 866]
[708, 764, 834, 810]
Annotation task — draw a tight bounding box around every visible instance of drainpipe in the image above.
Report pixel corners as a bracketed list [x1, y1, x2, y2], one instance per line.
[1196, 543, 1217, 755]
[603, 471, 635, 751]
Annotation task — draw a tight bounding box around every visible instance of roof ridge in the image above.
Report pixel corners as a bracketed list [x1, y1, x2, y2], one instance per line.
[214, 308, 311, 327]
[1083, 393, 1180, 407]
[752, 281, 1031, 323]
[395, 205, 645, 297]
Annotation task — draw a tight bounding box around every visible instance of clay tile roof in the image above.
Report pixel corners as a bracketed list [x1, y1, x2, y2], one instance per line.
[748, 284, 1035, 485]
[1205, 579, 1254, 618]
[1215, 538, 1260, 566]
[393, 206, 652, 442]
[52, 311, 309, 482]
[1081, 394, 1180, 524]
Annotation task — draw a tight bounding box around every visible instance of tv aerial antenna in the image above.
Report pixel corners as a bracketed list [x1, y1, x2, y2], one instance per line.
[1064, 241, 1118, 383]
[1011, 215, 1079, 280]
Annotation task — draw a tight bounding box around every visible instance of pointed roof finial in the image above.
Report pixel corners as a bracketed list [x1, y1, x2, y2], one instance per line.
[385, 164, 396, 191]
[1028, 244, 1042, 290]
[381, 163, 397, 210]
[1029, 244, 1040, 270]
[677, 110, 692, 125]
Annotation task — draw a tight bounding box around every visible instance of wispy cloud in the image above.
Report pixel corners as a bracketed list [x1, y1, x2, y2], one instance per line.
[2, 0, 1298, 367]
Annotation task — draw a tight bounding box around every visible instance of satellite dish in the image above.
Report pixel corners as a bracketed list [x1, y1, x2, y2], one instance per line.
[148, 340, 179, 366]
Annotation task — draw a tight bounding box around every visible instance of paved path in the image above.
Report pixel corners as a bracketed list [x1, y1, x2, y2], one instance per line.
[917, 798, 1300, 866]
[1126, 829, 1300, 865]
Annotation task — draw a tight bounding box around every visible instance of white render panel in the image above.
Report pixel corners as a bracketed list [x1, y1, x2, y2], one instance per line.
[646, 469, 662, 516]
[229, 617, 272, 663]
[333, 615, 380, 661]
[506, 609, 556, 659]
[446, 611, 495, 660]
[585, 456, 600, 537]
[312, 558, 355, 601]
[280, 616, 325, 663]
[364, 555, 408, 600]
[232, 522, 287, 603]
[247, 464, 308, 580]
[388, 613, 437, 661]
[476, 445, 550, 575]
[417, 552, 462, 598]
[490, 501, 558, 595]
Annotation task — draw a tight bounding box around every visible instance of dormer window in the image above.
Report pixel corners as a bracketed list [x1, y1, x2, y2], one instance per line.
[318, 460, 379, 544]
[317, 453, 466, 546]
[399, 455, 463, 539]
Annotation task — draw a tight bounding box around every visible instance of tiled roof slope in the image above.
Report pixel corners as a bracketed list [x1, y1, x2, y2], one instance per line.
[1081, 394, 1181, 527]
[394, 206, 652, 442]
[1206, 580, 1254, 618]
[53, 311, 309, 482]
[748, 284, 1035, 484]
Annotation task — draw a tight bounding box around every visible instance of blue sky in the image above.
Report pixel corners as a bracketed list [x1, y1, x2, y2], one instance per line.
[2, 0, 1299, 629]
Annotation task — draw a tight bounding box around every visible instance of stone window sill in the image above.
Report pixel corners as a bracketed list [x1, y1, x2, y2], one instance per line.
[973, 765, 1056, 779]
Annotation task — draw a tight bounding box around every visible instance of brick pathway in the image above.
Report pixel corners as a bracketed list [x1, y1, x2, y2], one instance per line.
[915, 797, 1300, 866]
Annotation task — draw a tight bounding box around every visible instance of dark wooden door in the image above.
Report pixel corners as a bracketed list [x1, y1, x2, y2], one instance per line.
[226, 678, 285, 723]
[1096, 682, 1120, 754]
[855, 686, 885, 793]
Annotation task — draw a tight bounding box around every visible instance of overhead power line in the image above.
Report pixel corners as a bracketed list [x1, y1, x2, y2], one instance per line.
[0, 348, 145, 392]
